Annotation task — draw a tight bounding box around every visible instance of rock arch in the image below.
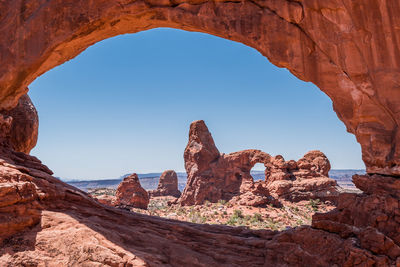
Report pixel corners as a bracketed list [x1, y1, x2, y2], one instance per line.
[0, 0, 399, 176]
[179, 120, 273, 205]
[0, 1, 400, 265]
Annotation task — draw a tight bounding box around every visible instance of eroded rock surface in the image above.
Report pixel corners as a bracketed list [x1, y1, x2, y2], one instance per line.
[313, 174, 400, 263]
[0, 0, 399, 176]
[115, 174, 149, 210]
[149, 170, 181, 198]
[0, 114, 398, 265]
[179, 120, 339, 206]
[265, 151, 339, 202]
[2, 93, 38, 154]
[179, 120, 272, 206]
[0, 0, 399, 265]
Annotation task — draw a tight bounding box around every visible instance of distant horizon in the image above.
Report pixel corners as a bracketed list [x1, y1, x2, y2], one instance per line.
[62, 168, 366, 182]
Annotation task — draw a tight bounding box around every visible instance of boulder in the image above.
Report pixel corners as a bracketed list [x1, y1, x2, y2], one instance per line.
[149, 170, 181, 198]
[115, 174, 149, 210]
[3, 93, 38, 154]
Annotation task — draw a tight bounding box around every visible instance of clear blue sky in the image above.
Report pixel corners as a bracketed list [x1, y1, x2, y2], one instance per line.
[28, 28, 364, 180]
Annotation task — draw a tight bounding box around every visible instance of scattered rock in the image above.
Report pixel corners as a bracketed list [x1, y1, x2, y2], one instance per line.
[115, 174, 149, 210]
[149, 170, 181, 198]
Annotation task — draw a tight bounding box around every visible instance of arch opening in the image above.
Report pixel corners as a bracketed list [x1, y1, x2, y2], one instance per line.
[24, 28, 355, 230]
[0, 0, 398, 176]
[251, 163, 266, 182]
[1, 2, 399, 265]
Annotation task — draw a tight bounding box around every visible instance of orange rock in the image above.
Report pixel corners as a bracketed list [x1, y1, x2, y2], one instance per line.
[179, 120, 338, 206]
[3, 93, 38, 154]
[149, 170, 181, 198]
[0, 0, 399, 175]
[115, 174, 149, 210]
[0, 1, 399, 265]
[265, 151, 339, 202]
[179, 120, 272, 205]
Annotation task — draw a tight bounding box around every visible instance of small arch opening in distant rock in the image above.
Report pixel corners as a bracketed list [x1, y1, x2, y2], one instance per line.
[250, 163, 266, 182]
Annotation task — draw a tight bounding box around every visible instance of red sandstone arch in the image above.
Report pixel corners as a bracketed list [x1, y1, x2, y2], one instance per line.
[1, 0, 400, 176]
[1, 2, 400, 265]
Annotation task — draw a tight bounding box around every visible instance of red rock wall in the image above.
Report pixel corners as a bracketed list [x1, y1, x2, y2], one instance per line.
[0, 0, 399, 175]
[0, 1, 399, 265]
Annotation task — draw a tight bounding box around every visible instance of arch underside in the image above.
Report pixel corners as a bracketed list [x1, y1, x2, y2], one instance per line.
[0, 0, 399, 265]
[1, 0, 399, 175]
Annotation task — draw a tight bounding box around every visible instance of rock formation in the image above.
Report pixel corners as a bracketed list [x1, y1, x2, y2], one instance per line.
[0, 0, 400, 265]
[2, 93, 38, 154]
[0, 0, 400, 177]
[179, 120, 273, 206]
[179, 120, 338, 206]
[94, 194, 116, 207]
[265, 151, 339, 202]
[115, 174, 149, 210]
[149, 170, 181, 198]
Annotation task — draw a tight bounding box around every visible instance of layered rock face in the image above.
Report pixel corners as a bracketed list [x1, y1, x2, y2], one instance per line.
[179, 120, 338, 206]
[0, 0, 400, 176]
[0, 138, 397, 265]
[0, 0, 399, 265]
[265, 151, 339, 202]
[149, 170, 181, 198]
[115, 174, 149, 209]
[312, 174, 400, 263]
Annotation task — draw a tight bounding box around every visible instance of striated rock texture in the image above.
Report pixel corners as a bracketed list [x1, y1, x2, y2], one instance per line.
[0, 0, 399, 265]
[0, 145, 398, 265]
[265, 151, 339, 202]
[0, 109, 396, 265]
[312, 174, 400, 263]
[179, 120, 338, 206]
[2, 93, 38, 154]
[115, 174, 149, 210]
[0, 0, 400, 176]
[149, 170, 181, 198]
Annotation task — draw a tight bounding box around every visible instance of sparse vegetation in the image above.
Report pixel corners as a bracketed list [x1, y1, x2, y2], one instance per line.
[218, 199, 227, 205]
[105, 195, 335, 231]
[307, 199, 321, 212]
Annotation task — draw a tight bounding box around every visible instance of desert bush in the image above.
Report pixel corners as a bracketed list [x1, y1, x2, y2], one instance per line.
[217, 199, 227, 205]
[250, 213, 263, 223]
[308, 199, 321, 211]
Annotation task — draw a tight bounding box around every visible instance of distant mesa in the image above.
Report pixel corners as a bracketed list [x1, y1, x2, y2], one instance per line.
[115, 173, 149, 209]
[149, 170, 181, 198]
[178, 120, 339, 206]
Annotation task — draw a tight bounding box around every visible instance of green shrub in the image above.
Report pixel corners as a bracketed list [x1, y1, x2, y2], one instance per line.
[308, 199, 321, 211]
[233, 209, 243, 219]
[218, 199, 227, 205]
[250, 213, 263, 223]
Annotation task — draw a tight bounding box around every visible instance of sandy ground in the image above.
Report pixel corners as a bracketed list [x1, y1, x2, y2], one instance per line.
[132, 196, 336, 231]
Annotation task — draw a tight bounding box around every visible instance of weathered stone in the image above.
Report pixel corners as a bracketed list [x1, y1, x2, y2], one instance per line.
[3, 93, 38, 154]
[0, 0, 399, 176]
[0, 1, 399, 265]
[179, 120, 273, 205]
[265, 151, 339, 202]
[115, 174, 149, 210]
[149, 170, 181, 198]
[180, 120, 339, 206]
